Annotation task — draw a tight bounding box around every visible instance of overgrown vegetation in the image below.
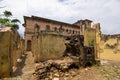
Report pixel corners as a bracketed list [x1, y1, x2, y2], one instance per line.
[88, 39, 94, 46]
[0, 10, 20, 30]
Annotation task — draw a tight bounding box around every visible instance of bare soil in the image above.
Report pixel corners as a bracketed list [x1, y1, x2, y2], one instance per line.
[2, 52, 36, 80]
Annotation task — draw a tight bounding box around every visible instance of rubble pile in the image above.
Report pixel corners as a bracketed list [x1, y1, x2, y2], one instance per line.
[33, 35, 96, 80]
[33, 57, 80, 79]
[63, 35, 84, 57]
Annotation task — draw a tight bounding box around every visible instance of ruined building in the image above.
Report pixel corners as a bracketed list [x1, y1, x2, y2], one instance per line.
[23, 16, 101, 64]
[24, 16, 101, 52]
[99, 34, 120, 60]
[24, 16, 80, 50]
[24, 16, 80, 51]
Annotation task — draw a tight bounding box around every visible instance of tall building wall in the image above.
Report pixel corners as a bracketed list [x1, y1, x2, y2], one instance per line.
[24, 16, 80, 51]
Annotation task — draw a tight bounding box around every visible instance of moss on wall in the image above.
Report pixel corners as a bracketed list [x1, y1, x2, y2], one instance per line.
[84, 28, 95, 46]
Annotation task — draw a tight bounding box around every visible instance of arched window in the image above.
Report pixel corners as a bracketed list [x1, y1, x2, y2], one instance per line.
[34, 24, 40, 33]
[59, 25, 63, 32]
[46, 25, 50, 32]
[54, 27, 57, 31]
[66, 29, 68, 32]
[73, 30, 75, 34]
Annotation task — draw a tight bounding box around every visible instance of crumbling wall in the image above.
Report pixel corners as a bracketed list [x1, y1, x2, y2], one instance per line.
[63, 35, 96, 67]
[0, 32, 11, 77]
[84, 28, 95, 46]
[0, 28, 24, 78]
[84, 46, 95, 66]
[93, 23, 101, 59]
[99, 35, 120, 61]
[79, 23, 101, 60]
[32, 33, 66, 62]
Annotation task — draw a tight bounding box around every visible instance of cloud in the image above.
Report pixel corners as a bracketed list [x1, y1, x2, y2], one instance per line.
[0, 0, 120, 35]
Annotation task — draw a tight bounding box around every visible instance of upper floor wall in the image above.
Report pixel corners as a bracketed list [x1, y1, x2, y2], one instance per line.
[24, 16, 80, 35]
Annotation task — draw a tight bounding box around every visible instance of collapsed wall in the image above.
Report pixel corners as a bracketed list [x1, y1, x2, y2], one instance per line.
[99, 34, 120, 60]
[0, 27, 24, 78]
[81, 23, 101, 60]
[63, 35, 95, 66]
[32, 33, 96, 79]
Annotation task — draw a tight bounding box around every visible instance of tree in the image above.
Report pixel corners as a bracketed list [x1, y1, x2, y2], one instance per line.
[11, 19, 20, 29]
[11, 19, 20, 23]
[0, 18, 9, 24]
[3, 10, 12, 17]
[0, 10, 20, 30]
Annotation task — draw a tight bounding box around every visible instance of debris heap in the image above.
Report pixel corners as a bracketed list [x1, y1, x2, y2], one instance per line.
[33, 35, 96, 79]
[33, 57, 79, 79]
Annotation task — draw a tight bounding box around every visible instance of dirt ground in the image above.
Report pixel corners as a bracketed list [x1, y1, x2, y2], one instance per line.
[69, 60, 120, 80]
[1, 52, 120, 80]
[2, 52, 36, 80]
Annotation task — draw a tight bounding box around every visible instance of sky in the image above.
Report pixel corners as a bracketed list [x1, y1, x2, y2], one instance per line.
[0, 0, 120, 36]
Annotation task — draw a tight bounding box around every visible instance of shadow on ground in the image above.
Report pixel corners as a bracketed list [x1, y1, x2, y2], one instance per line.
[11, 53, 28, 77]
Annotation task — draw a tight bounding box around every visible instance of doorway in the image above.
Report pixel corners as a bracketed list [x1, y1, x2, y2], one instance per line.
[27, 40, 31, 51]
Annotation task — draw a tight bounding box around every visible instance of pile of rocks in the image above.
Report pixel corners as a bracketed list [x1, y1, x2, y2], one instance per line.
[33, 57, 80, 80]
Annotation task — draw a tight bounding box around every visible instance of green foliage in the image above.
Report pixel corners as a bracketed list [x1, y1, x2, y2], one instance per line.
[11, 19, 20, 23]
[12, 24, 19, 30]
[0, 18, 9, 24]
[5, 22, 14, 27]
[88, 39, 94, 46]
[95, 62, 100, 67]
[3, 10, 12, 17]
[0, 10, 20, 30]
